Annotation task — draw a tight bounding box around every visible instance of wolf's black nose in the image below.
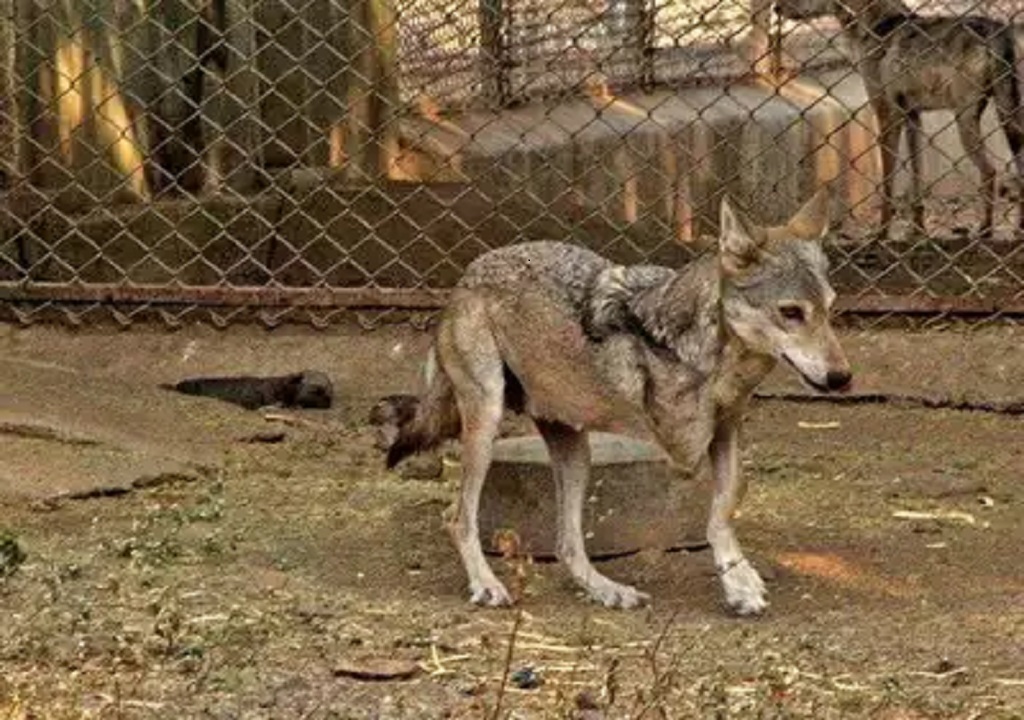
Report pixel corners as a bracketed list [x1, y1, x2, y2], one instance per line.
[825, 370, 852, 392]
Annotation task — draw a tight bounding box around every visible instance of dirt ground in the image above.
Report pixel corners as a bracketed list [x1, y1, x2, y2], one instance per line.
[1, 321, 1022, 719]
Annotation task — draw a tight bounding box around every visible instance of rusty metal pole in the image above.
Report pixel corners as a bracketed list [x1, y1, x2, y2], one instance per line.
[479, 0, 510, 107]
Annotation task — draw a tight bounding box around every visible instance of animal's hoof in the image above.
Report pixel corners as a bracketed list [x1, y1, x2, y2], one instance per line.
[469, 582, 513, 607]
[587, 582, 651, 610]
[720, 558, 768, 616]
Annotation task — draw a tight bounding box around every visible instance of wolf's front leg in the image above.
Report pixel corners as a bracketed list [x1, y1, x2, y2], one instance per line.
[537, 421, 650, 609]
[708, 424, 767, 615]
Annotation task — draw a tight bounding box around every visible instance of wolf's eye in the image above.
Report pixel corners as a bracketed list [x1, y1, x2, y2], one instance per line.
[779, 305, 806, 324]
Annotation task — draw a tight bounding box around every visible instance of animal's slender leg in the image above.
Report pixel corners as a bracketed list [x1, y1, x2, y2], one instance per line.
[993, 86, 1024, 231]
[440, 312, 512, 607]
[906, 108, 925, 233]
[536, 420, 650, 609]
[875, 101, 905, 240]
[955, 102, 996, 238]
[707, 422, 767, 615]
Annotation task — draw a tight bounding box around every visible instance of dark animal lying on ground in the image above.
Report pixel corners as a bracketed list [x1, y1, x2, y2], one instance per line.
[162, 370, 333, 410]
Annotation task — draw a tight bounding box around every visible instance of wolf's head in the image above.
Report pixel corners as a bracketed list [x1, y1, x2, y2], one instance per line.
[717, 189, 852, 393]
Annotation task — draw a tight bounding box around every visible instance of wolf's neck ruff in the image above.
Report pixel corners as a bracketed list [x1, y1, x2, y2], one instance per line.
[585, 256, 722, 367]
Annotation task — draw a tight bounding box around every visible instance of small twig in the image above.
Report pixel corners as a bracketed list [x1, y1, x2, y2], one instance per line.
[489, 529, 530, 720]
[604, 656, 621, 712]
[514, 642, 586, 654]
[645, 608, 681, 690]
[262, 412, 331, 429]
[422, 645, 473, 676]
[830, 678, 870, 692]
[537, 663, 600, 673]
[431, 643, 444, 674]
[89, 694, 168, 713]
[631, 609, 683, 720]
[994, 678, 1024, 686]
[490, 607, 525, 720]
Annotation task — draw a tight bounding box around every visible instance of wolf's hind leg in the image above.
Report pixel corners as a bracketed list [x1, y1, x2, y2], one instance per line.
[955, 102, 996, 237]
[708, 424, 767, 616]
[441, 306, 512, 607]
[537, 420, 650, 609]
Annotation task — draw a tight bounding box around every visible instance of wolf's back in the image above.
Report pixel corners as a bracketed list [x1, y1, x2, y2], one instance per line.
[382, 241, 672, 466]
[458, 241, 613, 309]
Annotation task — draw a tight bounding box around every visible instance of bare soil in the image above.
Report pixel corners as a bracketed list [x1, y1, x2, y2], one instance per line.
[0, 322, 1022, 719]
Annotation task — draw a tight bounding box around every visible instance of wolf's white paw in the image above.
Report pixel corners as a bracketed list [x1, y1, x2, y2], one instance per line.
[720, 558, 768, 616]
[586, 578, 651, 610]
[469, 580, 514, 607]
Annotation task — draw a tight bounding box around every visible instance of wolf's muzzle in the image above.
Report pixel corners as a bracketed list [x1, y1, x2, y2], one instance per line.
[825, 369, 853, 392]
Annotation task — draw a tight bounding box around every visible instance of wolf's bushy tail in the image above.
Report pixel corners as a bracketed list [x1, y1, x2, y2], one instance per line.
[994, 25, 1023, 123]
[385, 348, 461, 468]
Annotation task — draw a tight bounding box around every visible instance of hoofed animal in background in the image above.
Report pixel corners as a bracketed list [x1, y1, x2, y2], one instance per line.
[379, 187, 852, 616]
[775, 0, 1024, 238]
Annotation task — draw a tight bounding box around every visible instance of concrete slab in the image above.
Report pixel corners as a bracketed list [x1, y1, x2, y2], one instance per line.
[478, 432, 710, 559]
[0, 355, 268, 502]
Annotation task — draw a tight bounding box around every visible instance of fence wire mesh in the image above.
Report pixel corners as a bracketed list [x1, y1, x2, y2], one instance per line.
[1, 0, 1024, 326]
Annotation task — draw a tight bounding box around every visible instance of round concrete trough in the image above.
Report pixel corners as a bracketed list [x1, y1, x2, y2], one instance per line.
[477, 432, 710, 559]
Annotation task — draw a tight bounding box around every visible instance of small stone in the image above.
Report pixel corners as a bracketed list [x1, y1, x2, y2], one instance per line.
[575, 691, 605, 719]
[509, 666, 543, 690]
[910, 520, 943, 535]
[458, 681, 485, 697]
[397, 454, 444, 481]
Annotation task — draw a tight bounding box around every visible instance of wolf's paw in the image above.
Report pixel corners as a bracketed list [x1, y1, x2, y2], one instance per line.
[586, 579, 651, 610]
[719, 558, 768, 616]
[469, 580, 514, 607]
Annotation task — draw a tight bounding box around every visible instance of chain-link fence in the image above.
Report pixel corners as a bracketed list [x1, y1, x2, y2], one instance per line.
[1, 0, 1024, 326]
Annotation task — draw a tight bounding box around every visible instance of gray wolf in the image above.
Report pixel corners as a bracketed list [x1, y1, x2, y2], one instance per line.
[775, 0, 1024, 238]
[382, 189, 851, 615]
[163, 370, 332, 410]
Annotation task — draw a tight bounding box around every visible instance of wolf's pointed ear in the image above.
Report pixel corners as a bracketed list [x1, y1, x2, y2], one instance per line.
[719, 196, 765, 275]
[786, 186, 831, 240]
